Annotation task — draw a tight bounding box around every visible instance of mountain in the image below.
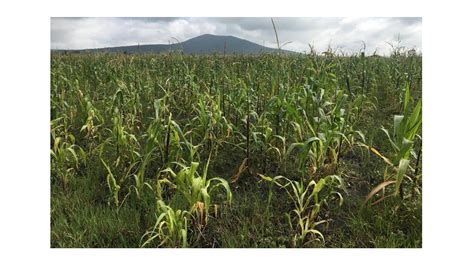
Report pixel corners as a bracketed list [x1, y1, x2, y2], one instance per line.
[58, 34, 296, 55]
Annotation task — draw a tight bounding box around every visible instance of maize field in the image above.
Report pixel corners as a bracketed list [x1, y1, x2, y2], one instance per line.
[51, 50, 422, 248]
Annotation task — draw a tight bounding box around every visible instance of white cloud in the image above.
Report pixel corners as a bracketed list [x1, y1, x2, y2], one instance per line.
[51, 17, 421, 55]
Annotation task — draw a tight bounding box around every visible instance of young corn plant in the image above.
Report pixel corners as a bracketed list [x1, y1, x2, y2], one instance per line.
[100, 158, 121, 208]
[287, 91, 351, 180]
[191, 95, 232, 157]
[51, 118, 86, 190]
[131, 150, 155, 201]
[381, 84, 422, 165]
[100, 107, 140, 166]
[148, 99, 187, 166]
[250, 118, 274, 174]
[141, 199, 191, 248]
[100, 157, 138, 208]
[160, 156, 232, 227]
[365, 84, 422, 204]
[259, 174, 344, 247]
[79, 96, 104, 141]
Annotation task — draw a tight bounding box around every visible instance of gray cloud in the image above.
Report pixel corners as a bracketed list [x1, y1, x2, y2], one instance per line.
[51, 17, 421, 55]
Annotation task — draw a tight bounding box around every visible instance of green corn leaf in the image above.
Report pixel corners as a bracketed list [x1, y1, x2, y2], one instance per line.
[394, 159, 410, 196]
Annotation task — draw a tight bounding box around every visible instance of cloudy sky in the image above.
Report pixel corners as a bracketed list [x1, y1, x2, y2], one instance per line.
[51, 17, 421, 55]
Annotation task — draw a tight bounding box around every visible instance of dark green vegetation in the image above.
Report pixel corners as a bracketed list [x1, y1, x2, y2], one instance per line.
[51, 50, 422, 248]
[58, 34, 295, 55]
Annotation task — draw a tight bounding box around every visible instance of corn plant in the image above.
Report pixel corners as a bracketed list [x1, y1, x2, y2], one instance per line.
[141, 199, 191, 248]
[160, 157, 232, 226]
[79, 96, 104, 140]
[259, 174, 344, 247]
[100, 158, 121, 208]
[365, 84, 422, 203]
[191, 95, 232, 156]
[286, 91, 352, 180]
[381, 84, 422, 165]
[51, 118, 86, 189]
